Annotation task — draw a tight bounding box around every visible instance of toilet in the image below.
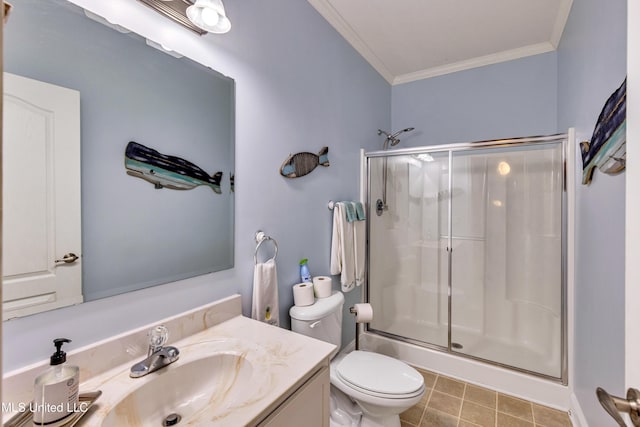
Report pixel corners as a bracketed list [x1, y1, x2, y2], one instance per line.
[290, 292, 425, 427]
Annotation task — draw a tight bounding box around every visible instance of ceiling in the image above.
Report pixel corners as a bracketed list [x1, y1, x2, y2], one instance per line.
[308, 0, 573, 85]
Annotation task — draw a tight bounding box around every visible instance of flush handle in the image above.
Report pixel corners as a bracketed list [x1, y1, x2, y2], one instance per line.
[55, 252, 79, 265]
[309, 321, 321, 329]
[597, 387, 640, 426]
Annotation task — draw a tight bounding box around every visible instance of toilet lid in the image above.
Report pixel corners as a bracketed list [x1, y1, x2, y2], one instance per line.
[336, 351, 424, 396]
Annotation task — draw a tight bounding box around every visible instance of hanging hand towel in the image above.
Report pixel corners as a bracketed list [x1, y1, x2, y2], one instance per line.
[330, 202, 355, 291]
[251, 258, 279, 326]
[355, 202, 366, 221]
[344, 202, 357, 222]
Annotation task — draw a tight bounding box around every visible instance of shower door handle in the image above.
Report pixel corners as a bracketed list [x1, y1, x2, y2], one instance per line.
[597, 387, 640, 426]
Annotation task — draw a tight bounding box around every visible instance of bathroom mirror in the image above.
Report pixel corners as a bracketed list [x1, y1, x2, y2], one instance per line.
[3, 0, 235, 319]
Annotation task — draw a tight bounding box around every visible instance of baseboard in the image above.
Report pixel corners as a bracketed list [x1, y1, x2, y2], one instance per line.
[569, 392, 589, 427]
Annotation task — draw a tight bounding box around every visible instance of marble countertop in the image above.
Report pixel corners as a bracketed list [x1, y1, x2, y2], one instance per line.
[3, 295, 335, 426]
[79, 316, 334, 426]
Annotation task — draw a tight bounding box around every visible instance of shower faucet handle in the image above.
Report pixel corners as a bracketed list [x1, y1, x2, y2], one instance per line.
[596, 387, 640, 426]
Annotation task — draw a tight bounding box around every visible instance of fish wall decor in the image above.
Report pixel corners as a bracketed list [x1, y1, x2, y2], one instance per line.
[580, 78, 626, 185]
[124, 141, 223, 193]
[280, 146, 329, 178]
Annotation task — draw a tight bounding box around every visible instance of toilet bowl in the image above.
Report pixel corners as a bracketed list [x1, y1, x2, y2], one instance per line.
[330, 350, 425, 427]
[290, 292, 425, 427]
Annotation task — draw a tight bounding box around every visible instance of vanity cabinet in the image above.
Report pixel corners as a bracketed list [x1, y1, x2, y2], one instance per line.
[258, 365, 330, 427]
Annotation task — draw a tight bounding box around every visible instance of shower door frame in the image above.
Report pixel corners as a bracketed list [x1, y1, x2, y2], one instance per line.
[364, 133, 569, 385]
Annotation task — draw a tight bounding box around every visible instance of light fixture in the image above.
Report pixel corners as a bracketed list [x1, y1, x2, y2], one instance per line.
[137, 0, 207, 35]
[186, 0, 231, 34]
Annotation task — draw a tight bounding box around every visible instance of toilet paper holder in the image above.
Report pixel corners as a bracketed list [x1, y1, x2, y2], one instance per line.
[349, 305, 373, 351]
[349, 306, 360, 350]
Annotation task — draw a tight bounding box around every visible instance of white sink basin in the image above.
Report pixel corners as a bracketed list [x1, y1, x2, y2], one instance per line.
[101, 345, 270, 427]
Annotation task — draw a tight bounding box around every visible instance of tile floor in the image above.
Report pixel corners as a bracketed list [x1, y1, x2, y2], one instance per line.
[400, 368, 573, 427]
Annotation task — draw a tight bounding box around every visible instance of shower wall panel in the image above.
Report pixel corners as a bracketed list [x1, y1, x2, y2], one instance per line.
[450, 144, 563, 378]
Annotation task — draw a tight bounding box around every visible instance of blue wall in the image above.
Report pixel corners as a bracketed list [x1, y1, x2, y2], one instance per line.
[557, 0, 627, 424]
[3, 0, 390, 371]
[391, 52, 558, 145]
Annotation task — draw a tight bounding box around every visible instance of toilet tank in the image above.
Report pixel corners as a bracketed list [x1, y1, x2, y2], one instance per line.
[289, 291, 344, 358]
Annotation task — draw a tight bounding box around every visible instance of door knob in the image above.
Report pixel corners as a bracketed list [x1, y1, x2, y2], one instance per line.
[597, 387, 640, 426]
[55, 253, 79, 265]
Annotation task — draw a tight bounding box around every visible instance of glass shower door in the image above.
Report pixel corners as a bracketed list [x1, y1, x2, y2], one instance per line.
[449, 143, 564, 378]
[368, 152, 450, 348]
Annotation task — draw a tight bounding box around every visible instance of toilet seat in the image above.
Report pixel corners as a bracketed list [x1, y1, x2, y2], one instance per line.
[335, 351, 424, 399]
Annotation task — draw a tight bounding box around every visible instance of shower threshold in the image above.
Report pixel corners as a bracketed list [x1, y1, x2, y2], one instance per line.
[367, 320, 562, 382]
[359, 329, 571, 410]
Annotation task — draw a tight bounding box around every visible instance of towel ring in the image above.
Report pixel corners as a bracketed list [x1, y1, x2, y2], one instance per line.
[254, 231, 278, 264]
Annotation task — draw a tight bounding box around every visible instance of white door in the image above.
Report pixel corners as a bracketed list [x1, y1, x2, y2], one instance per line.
[2, 72, 82, 320]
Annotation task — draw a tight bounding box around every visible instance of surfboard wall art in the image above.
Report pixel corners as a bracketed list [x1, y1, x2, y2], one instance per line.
[580, 78, 626, 185]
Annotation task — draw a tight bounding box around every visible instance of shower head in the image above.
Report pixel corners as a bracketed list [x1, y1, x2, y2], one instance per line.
[378, 127, 415, 149]
[389, 127, 415, 146]
[391, 127, 415, 138]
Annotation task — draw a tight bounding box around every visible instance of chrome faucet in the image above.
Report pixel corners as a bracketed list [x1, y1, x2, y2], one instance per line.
[130, 325, 180, 378]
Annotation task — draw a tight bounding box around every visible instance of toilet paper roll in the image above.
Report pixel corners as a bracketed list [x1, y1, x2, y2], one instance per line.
[292, 282, 315, 307]
[313, 276, 332, 299]
[352, 303, 374, 323]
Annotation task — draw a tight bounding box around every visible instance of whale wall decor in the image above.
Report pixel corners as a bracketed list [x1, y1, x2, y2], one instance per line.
[580, 78, 626, 185]
[125, 141, 224, 194]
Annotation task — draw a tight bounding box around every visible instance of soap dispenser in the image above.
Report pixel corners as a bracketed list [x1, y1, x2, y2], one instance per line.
[33, 338, 79, 426]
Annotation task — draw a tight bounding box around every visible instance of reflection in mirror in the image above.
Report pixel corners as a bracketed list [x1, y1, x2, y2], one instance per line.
[3, 0, 235, 319]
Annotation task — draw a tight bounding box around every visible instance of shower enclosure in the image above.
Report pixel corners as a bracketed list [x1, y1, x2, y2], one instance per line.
[366, 134, 567, 383]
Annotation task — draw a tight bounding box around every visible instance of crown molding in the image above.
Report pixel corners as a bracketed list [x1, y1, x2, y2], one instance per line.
[393, 42, 556, 85]
[308, 0, 569, 86]
[550, 0, 573, 48]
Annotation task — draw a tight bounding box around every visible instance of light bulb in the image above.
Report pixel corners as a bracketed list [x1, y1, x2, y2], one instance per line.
[497, 161, 511, 176]
[201, 7, 219, 27]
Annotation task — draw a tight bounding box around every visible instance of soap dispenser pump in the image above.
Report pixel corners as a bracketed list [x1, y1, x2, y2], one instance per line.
[50, 338, 69, 365]
[33, 338, 80, 426]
